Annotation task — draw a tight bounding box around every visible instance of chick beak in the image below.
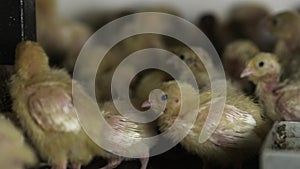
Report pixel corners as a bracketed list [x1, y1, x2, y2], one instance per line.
[141, 100, 151, 108]
[240, 68, 253, 78]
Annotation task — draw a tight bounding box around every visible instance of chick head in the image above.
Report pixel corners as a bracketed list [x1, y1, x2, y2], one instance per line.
[241, 52, 281, 83]
[15, 41, 50, 79]
[265, 11, 300, 41]
[142, 81, 199, 115]
[169, 46, 212, 73]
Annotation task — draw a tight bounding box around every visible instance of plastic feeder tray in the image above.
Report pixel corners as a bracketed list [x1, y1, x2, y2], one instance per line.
[261, 121, 300, 169]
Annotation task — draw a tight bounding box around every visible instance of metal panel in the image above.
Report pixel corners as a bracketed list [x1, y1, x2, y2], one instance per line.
[0, 0, 36, 65]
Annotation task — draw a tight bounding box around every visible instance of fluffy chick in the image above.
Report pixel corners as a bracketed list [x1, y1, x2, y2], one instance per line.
[142, 81, 270, 169]
[36, 0, 92, 68]
[169, 46, 215, 89]
[10, 41, 153, 169]
[0, 115, 36, 169]
[223, 40, 259, 93]
[241, 52, 300, 121]
[264, 11, 300, 79]
[10, 41, 93, 169]
[266, 11, 300, 53]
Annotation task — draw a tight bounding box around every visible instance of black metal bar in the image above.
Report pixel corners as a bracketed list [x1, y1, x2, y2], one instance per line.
[0, 0, 36, 65]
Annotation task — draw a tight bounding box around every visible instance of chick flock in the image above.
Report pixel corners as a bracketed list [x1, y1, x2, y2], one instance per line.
[1, 0, 300, 169]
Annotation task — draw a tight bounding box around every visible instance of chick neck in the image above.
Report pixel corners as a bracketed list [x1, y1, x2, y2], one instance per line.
[255, 74, 280, 121]
[256, 74, 279, 92]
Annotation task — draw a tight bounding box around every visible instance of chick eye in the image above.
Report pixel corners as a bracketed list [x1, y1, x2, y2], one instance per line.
[179, 54, 185, 60]
[258, 61, 264, 67]
[161, 94, 168, 101]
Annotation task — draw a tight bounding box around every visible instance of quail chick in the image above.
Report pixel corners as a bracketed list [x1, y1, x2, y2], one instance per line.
[169, 46, 247, 93]
[10, 41, 94, 169]
[265, 11, 300, 54]
[169, 46, 215, 89]
[241, 52, 300, 121]
[0, 115, 36, 169]
[10, 41, 153, 169]
[142, 81, 270, 169]
[264, 11, 300, 79]
[223, 40, 259, 93]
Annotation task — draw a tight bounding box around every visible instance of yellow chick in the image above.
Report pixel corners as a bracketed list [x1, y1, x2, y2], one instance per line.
[223, 40, 259, 93]
[266, 11, 300, 53]
[10, 41, 94, 169]
[241, 52, 300, 122]
[10, 41, 154, 169]
[169, 46, 214, 89]
[142, 81, 270, 169]
[0, 115, 36, 169]
[264, 11, 300, 79]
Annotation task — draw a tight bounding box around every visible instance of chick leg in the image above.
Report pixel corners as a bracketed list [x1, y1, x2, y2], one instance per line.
[99, 158, 123, 169]
[140, 157, 149, 169]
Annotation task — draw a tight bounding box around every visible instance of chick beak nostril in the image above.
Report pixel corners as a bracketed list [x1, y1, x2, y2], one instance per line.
[141, 100, 152, 108]
[240, 68, 253, 78]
